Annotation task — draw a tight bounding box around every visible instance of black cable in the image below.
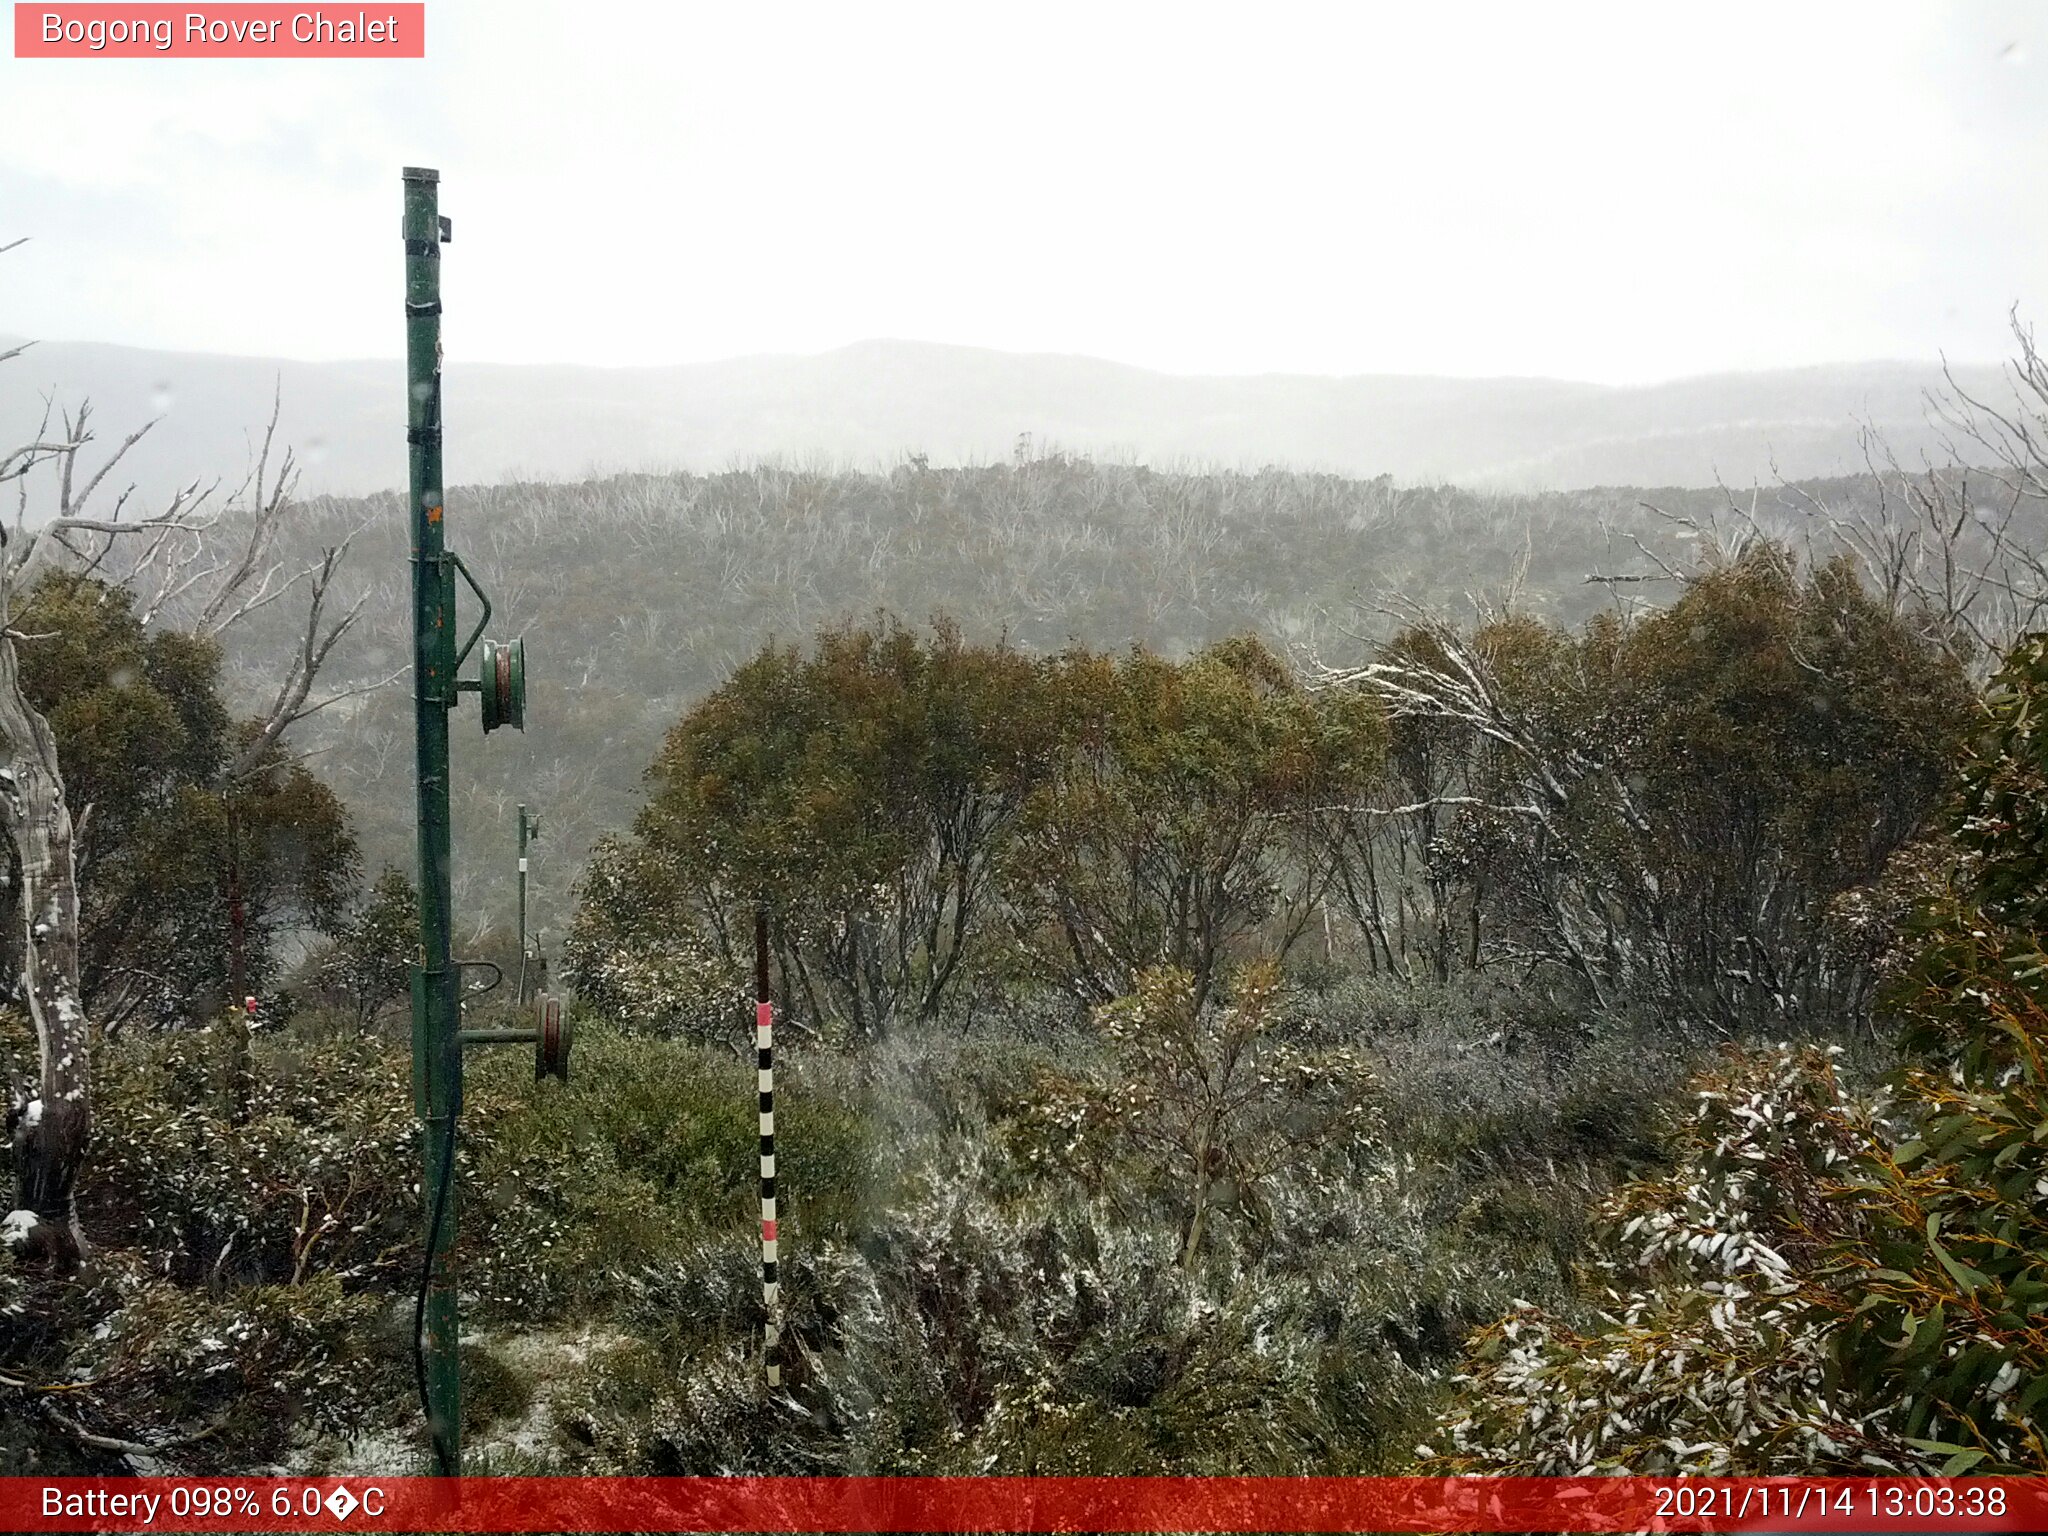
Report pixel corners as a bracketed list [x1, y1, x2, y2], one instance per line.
[413, 1096, 460, 1476]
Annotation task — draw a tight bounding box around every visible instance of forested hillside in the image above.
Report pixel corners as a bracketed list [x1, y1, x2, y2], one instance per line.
[215, 460, 1921, 964]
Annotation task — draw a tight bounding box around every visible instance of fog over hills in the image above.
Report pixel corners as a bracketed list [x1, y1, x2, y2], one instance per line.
[0, 333, 2011, 503]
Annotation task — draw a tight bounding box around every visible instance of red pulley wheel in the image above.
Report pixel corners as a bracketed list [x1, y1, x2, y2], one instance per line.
[535, 995, 570, 1082]
[479, 638, 526, 733]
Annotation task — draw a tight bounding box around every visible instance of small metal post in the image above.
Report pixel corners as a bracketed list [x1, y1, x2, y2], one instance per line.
[757, 910, 780, 1388]
[516, 804, 539, 1003]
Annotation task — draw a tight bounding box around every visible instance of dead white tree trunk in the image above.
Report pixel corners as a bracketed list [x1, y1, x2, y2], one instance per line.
[1, 246, 386, 1266]
[0, 612, 88, 1266]
[0, 393, 201, 1268]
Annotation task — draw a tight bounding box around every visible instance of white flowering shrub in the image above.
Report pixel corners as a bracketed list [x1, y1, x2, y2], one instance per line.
[87, 1023, 417, 1287]
[1429, 1044, 1927, 1474]
[66, 1266, 395, 1463]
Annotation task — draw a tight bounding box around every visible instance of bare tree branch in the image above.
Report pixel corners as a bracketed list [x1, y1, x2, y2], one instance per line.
[224, 541, 373, 781]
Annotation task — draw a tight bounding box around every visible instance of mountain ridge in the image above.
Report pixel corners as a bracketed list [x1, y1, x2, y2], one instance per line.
[0, 334, 2011, 503]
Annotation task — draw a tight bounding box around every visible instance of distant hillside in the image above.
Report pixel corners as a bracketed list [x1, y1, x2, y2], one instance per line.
[0, 335, 2012, 503]
[200, 461, 1888, 950]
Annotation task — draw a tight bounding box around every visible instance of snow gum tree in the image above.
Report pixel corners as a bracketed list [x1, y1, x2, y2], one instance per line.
[0, 591, 89, 1268]
[580, 623, 1384, 1040]
[1431, 626, 2048, 1476]
[588, 617, 1056, 1040]
[0, 571, 358, 1029]
[1327, 546, 1971, 1030]
[2, 284, 370, 1268]
[1006, 635, 1384, 1012]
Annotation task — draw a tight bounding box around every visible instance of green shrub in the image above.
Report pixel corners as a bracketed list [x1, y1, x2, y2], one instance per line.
[458, 1020, 878, 1320]
[459, 1341, 535, 1436]
[54, 1263, 398, 1471]
[86, 1023, 418, 1287]
[1429, 1043, 1892, 1475]
[557, 1137, 1445, 1477]
[1003, 964, 1380, 1265]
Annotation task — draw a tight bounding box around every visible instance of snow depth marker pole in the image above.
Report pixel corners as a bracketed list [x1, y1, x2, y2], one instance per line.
[757, 908, 780, 1388]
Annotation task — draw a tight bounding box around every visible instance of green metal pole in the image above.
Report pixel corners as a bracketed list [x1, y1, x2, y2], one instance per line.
[403, 165, 461, 1476]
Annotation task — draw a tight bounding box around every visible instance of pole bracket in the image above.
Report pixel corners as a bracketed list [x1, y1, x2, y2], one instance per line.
[455, 958, 503, 999]
[458, 996, 571, 1080]
[444, 551, 494, 673]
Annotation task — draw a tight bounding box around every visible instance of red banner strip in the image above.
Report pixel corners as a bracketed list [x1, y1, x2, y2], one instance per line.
[13, 5, 425, 58]
[3, 1476, 2043, 1533]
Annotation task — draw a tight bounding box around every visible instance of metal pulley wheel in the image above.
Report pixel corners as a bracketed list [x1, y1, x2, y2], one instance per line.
[534, 994, 571, 1082]
[480, 637, 525, 733]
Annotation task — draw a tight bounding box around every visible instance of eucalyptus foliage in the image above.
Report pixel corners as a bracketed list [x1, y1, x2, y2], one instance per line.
[1434, 626, 2048, 1476]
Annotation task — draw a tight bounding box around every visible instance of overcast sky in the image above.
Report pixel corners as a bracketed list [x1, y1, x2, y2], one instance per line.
[2, 1, 2043, 384]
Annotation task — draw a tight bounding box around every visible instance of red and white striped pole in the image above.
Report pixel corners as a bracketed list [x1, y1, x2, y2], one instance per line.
[755, 909, 780, 1388]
